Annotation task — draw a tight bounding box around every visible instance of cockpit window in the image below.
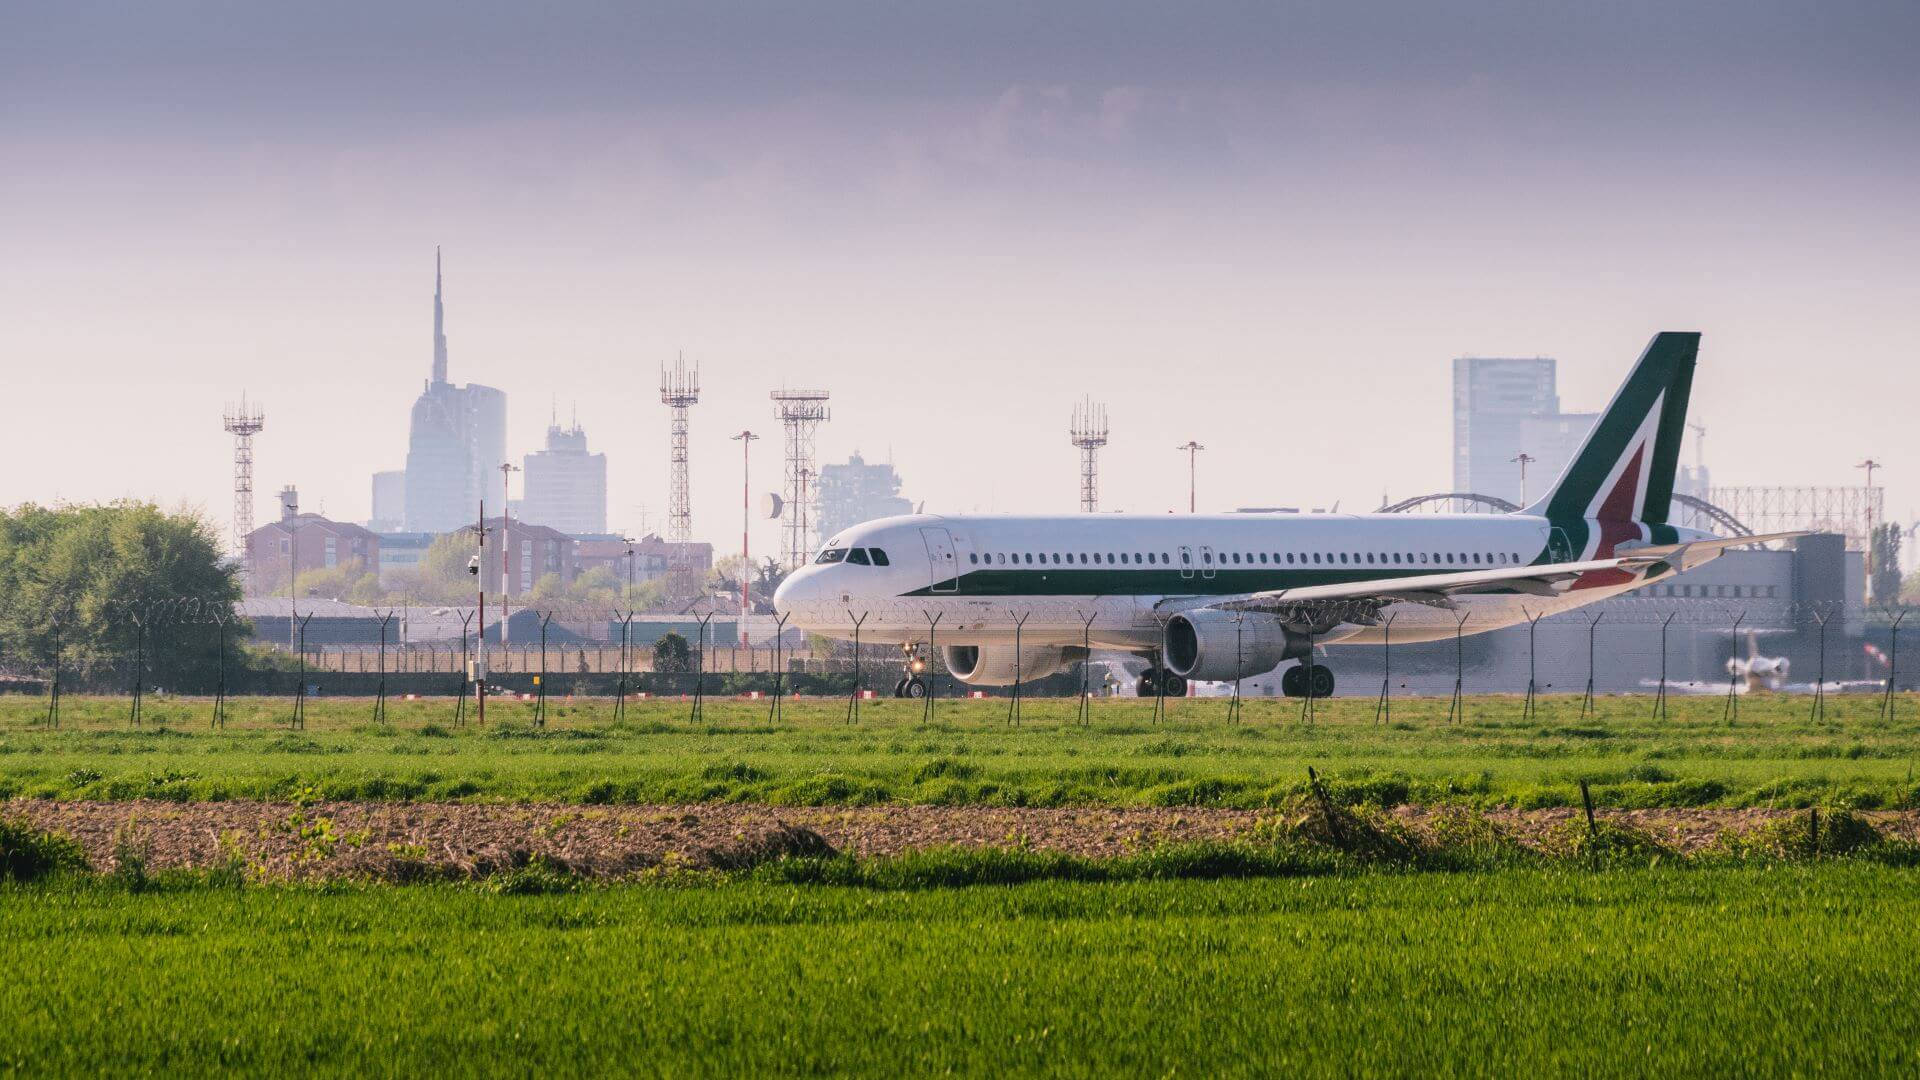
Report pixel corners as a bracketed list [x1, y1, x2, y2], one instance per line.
[869, 548, 890, 566]
[815, 548, 847, 564]
[846, 548, 871, 565]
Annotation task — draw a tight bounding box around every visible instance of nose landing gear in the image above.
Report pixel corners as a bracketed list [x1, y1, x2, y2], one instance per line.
[893, 643, 928, 698]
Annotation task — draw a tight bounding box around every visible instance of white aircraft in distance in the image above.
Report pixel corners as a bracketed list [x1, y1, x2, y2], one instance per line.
[776, 332, 1804, 698]
[1726, 630, 1791, 691]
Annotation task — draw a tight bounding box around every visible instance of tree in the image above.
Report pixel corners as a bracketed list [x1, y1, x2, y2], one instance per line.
[653, 631, 693, 673]
[291, 558, 380, 604]
[1871, 523, 1903, 606]
[0, 502, 242, 689]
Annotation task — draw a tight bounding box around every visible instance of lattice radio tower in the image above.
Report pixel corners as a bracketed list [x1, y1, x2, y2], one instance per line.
[222, 396, 265, 555]
[772, 388, 831, 569]
[1070, 397, 1109, 512]
[660, 355, 701, 600]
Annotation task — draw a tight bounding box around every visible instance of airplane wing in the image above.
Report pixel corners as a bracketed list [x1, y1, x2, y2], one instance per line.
[1202, 554, 1666, 617]
[1160, 531, 1809, 624]
[1615, 531, 1808, 571]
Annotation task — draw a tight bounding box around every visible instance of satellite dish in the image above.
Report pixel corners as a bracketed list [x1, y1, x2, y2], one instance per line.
[761, 493, 784, 519]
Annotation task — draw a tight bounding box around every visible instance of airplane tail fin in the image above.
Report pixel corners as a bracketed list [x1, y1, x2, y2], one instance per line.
[1522, 331, 1698, 535]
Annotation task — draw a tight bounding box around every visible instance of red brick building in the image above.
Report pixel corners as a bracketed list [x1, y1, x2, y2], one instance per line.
[244, 510, 381, 593]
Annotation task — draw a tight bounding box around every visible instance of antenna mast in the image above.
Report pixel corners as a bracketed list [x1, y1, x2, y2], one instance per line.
[660, 355, 702, 602]
[1069, 397, 1109, 512]
[772, 388, 831, 569]
[222, 397, 265, 556]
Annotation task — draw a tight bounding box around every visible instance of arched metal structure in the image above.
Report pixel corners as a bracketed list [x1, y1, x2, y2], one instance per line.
[1381, 490, 1764, 546]
[1668, 493, 1754, 539]
[1379, 492, 1519, 514]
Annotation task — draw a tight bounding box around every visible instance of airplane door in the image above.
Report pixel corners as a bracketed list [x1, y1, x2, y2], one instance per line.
[921, 527, 959, 593]
[1177, 545, 1196, 581]
[1547, 527, 1575, 563]
[1199, 544, 1217, 580]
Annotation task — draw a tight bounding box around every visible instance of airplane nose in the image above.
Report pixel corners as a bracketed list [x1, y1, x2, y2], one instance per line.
[772, 569, 808, 615]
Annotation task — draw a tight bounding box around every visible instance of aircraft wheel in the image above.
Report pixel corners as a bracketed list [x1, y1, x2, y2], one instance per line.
[1280, 665, 1305, 698]
[902, 676, 928, 699]
[892, 677, 909, 698]
[1308, 665, 1335, 699]
[1135, 669, 1160, 697]
[1161, 673, 1188, 697]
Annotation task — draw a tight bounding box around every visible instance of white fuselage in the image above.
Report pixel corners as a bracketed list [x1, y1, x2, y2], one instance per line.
[772, 512, 1709, 653]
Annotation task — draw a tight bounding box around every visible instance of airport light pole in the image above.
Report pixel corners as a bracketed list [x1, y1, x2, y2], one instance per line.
[731, 430, 759, 644]
[1858, 458, 1882, 598]
[475, 497, 487, 727]
[1512, 452, 1537, 505]
[1175, 441, 1205, 513]
[499, 462, 520, 645]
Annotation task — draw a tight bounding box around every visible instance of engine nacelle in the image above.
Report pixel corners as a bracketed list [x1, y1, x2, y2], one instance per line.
[942, 644, 1082, 686]
[1164, 610, 1306, 682]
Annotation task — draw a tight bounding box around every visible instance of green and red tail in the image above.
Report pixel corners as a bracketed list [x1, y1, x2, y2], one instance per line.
[1524, 331, 1698, 558]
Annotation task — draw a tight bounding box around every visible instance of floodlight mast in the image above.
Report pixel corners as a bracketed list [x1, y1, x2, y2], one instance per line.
[475, 497, 487, 727]
[731, 430, 760, 643]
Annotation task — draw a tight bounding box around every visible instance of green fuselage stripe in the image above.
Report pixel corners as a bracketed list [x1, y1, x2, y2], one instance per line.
[902, 564, 1518, 598]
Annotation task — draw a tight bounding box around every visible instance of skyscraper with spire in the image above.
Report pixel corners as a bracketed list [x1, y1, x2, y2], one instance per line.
[401, 249, 506, 532]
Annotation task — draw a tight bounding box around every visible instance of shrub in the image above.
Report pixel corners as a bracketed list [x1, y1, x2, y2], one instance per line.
[1, 817, 88, 881]
[486, 855, 583, 895]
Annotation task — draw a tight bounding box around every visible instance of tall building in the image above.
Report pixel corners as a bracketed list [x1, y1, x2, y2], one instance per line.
[1452, 357, 1596, 506]
[520, 412, 607, 535]
[817, 452, 912, 541]
[401, 250, 507, 532]
[368, 470, 406, 533]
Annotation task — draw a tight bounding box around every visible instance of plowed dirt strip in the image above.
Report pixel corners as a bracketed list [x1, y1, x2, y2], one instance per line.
[10, 800, 1919, 881]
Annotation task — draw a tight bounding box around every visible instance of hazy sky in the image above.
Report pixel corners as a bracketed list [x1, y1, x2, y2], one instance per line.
[5, 2, 1916, 560]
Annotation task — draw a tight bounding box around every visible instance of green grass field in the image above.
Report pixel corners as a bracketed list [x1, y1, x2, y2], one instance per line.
[2, 864, 1916, 1076]
[4, 694, 1916, 809]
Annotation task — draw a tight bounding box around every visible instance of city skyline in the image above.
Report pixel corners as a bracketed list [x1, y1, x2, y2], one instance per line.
[3, 3, 1914, 560]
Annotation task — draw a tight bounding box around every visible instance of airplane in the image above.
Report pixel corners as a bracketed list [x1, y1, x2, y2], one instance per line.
[1726, 630, 1791, 690]
[775, 332, 1805, 698]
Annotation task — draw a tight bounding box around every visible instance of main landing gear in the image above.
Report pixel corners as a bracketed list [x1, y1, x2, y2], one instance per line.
[1281, 663, 1334, 699]
[893, 644, 928, 698]
[1134, 668, 1188, 698]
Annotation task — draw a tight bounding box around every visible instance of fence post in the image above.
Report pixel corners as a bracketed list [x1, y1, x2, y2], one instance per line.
[1580, 612, 1603, 719]
[1007, 610, 1030, 726]
[1373, 611, 1398, 725]
[691, 612, 714, 724]
[44, 609, 67, 730]
[212, 612, 227, 730]
[1227, 612, 1245, 725]
[1724, 611, 1745, 724]
[1076, 610, 1097, 726]
[1883, 609, 1905, 722]
[291, 613, 313, 730]
[768, 612, 790, 723]
[1445, 611, 1471, 725]
[373, 610, 393, 724]
[128, 607, 146, 727]
[1652, 612, 1675, 721]
[845, 611, 868, 724]
[920, 610, 942, 724]
[456, 610, 474, 726]
[534, 610, 554, 728]
[1810, 605, 1830, 723]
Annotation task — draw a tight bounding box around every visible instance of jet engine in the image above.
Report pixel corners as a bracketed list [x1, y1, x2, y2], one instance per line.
[1163, 609, 1307, 682]
[942, 644, 1083, 686]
